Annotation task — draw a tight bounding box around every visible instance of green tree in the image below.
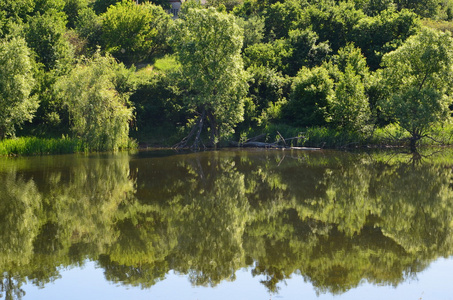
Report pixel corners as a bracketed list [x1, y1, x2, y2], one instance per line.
[93, 0, 121, 14]
[0, 0, 34, 37]
[351, 8, 420, 71]
[0, 36, 39, 138]
[379, 27, 453, 151]
[327, 44, 371, 132]
[236, 14, 265, 49]
[24, 9, 73, 72]
[63, 0, 90, 28]
[363, 0, 396, 16]
[263, 0, 307, 41]
[206, 0, 244, 11]
[243, 39, 290, 73]
[395, 0, 441, 18]
[297, 1, 365, 53]
[284, 65, 334, 127]
[129, 68, 187, 141]
[171, 7, 248, 148]
[239, 65, 290, 130]
[75, 7, 102, 52]
[54, 53, 134, 151]
[284, 28, 331, 76]
[101, 0, 171, 64]
[330, 64, 370, 132]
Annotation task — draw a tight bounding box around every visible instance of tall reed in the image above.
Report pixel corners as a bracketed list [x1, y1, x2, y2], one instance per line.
[0, 137, 83, 156]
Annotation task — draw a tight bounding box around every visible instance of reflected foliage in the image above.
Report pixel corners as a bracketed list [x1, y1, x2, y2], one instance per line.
[1, 149, 453, 296]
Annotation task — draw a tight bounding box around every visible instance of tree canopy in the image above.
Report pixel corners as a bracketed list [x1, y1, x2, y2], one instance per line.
[0, 36, 39, 138]
[171, 7, 248, 148]
[379, 27, 453, 151]
[101, 0, 171, 64]
[54, 53, 134, 151]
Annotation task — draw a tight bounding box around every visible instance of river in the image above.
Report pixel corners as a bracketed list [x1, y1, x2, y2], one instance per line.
[1, 148, 452, 299]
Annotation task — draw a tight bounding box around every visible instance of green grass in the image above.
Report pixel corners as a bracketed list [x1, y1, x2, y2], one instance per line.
[0, 136, 139, 156]
[0, 137, 84, 156]
[153, 55, 180, 72]
[238, 123, 453, 149]
[0, 137, 138, 156]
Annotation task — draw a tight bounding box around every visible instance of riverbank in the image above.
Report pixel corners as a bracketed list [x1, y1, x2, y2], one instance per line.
[0, 136, 137, 156]
[3, 123, 453, 156]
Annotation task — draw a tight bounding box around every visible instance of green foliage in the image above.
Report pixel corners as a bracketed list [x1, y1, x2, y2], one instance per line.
[33, 0, 65, 14]
[283, 44, 371, 132]
[232, 0, 261, 17]
[263, 0, 307, 40]
[394, 0, 442, 18]
[171, 7, 248, 147]
[24, 9, 73, 71]
[63, 0, 90, 28]
[328, 44, 371, 132]
[74, 7, 102, 52]
[0, 136, 83, 155]
[100, 0, 171, 64]
[1, 0, 453, 149]
[351, 8, 420, 71]
[362, 0, 396, 16]
[235, 14, 265, 49]
[244, 28, 331, 77]
[240, 65, 290, 129]
[298, 1, 365, 53]
[0, 0, 35, 21]
[0, 0, 34, 37]
[206, 0, 244, 11]
[330, 64, 370, 131]
[284, 28, 331, 76]
[284, 66, 333, 127]
[93, 0, 121, 14]
[55, 53, 135, 151]
[0, 36, 39, 139]
[379, 27, 453, 150]
[243, 39, 289, 72]
[129, 67, 185, 140]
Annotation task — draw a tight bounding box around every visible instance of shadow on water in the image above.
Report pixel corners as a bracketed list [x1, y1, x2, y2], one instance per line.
[1, 148, 453, 298]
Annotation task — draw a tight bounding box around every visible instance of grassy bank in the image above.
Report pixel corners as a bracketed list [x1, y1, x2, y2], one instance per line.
[3, 123, 453, 156]
[237, 123, 453, 149]
[0, 137, 85, 156]
[0, 136, 139, 156]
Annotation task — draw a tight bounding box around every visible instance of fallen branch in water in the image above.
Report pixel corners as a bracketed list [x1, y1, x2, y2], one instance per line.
[231, 132, 320, 150]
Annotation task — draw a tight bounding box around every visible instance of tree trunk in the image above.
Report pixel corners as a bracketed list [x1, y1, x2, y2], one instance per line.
[409, 138, 417, 153]
[173, 108, 206, 150]
[206, 109, 218, 148]
[409, 132, 421, 153]
[192, 108, 206, 150]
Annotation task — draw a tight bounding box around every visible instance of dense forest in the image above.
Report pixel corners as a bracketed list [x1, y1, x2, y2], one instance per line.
[1, 0, 453, 153]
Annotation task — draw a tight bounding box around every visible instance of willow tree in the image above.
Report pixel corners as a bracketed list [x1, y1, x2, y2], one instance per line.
[379, 28, 453, 152]
[55, 53, 134, 151]
[171, 7, 248, 149]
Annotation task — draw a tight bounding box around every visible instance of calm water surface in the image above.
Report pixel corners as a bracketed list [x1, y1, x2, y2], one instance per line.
[1, 149, 453, 299]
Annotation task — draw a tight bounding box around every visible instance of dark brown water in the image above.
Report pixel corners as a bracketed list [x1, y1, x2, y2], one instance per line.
[1, 149, 453, 299]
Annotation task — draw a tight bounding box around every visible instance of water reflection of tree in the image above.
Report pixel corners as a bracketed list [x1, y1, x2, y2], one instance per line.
[165, 153, 250, 286]
[0, 170, 42, 300]
[1, 150, 453, 296]
[241, 150, 453, 294]
[0, 154, 136, 294]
